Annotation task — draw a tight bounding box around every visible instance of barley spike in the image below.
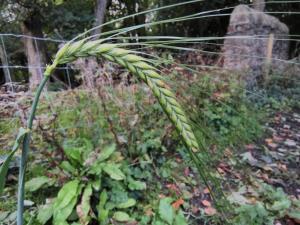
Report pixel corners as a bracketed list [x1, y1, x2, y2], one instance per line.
[52, 40, 199, 152]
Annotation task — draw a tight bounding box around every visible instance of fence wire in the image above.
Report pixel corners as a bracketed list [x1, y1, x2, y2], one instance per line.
[0, 33, 72, 92]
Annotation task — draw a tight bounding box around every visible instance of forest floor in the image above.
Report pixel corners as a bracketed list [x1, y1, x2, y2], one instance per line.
[224, 109, 300, 224]
[0, 87, 299, 224]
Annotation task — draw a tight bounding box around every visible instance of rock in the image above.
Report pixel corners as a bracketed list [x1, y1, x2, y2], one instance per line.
[223, 5, 289, 89]
[24, 200, 35, 207]
[284, 139, 297, 147]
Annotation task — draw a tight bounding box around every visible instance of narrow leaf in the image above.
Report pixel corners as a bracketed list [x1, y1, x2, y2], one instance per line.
[97, 190, 109, 223]
[77, 183, 92, 224]
[0, 127, 28, 195]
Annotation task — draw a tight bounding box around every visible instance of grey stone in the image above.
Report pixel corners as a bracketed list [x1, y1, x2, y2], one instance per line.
[223, 5, 289, 89]
[284, 139, 297, 147]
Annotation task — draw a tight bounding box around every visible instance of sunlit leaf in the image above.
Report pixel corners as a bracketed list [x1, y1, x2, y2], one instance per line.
[98, 144, 116, 162]
[159, 198, 174, 225]
[113, 211, 130, 222]
[103, 164, 125, 180]
[117, 198, 136, 209]
[25, 176, 54, 192]
[53, 180, 80, 223]
[37, 202, 54, 225]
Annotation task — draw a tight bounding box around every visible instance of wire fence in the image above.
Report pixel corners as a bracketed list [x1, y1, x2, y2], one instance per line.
[0, 33, 74, 92]
[0, 28, 299, 92]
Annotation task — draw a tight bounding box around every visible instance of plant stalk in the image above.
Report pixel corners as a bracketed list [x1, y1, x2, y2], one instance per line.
[17, 75, 50, 225]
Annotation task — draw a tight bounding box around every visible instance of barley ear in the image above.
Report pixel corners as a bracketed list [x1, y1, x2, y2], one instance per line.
[53, 41, 199, 153]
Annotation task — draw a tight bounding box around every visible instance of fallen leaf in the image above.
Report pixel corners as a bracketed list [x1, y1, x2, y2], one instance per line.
[191, 206, 199, 214]
[166, 184, 181, 195]
[172, 198, 184, 210]
[184, 167, 190, 177]
[204, 207, 217, 216]
[265, 138, 273, 144]
[217, 167, 225, 174]
[268, 143, 278, 149]
[245, 144, 256, 150]
[203, 188, 210, 194]
[284, 139, 296, 147]
[201, 200, 211, 207]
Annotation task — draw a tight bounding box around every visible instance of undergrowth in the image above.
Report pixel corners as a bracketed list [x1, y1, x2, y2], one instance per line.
[0, 72, 273, 224]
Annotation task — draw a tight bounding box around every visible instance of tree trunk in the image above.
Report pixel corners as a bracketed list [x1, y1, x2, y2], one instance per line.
[0, 42, 13, 84]
[21, 14, 47, 90]
[93, 0, 108, 37]
[253, 0, 265, 12]
[76, 0, 108, 89]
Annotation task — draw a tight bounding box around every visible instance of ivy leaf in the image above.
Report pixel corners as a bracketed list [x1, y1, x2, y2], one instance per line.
[113, 211, 130, 222]
[103, 164, 125, 180]
[37, 202, 54, 224]
[53, 180, 80, 223]
[159, 198, 174, 225]
[25, 176, 53, 192]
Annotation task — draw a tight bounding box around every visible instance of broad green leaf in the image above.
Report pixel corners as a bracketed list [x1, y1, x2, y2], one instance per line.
[174, 210, 187, 225]
[117, 198, 136, 209]
[128, 178, 146, 191]
[98, 144, 116, 162]
[97, 190, 109, 223]
[37, 203, 54, 224]
[91, 179, 101, 191]
[270, 199, 291, 211]
[77, 183, 92, 224]
[159, 198, 174, 225]
[113, 211, 130, 222]
[53, 180, 80, 223]
[103, 164, 125, 180]
[25, 176, 53, 192]
[60, 161, 76, 174]
[63, 147, 82, 165]
[0, 127, 28, 195]
[89, 163, 103, 175]
[153, 220, 167, 225]
[54, 0, 64, 5]
[63, 138, 93, 165]
[99, 190, 108, 209]
[288, 210, 300, 220]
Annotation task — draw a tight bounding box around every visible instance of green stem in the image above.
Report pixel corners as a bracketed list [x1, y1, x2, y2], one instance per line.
[17, 76, 50, 225]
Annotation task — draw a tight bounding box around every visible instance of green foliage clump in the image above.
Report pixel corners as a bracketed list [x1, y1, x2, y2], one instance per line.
[25, 140, 147, 224]
[181, 74, 264, 154]
[233, 183, 300, 225]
